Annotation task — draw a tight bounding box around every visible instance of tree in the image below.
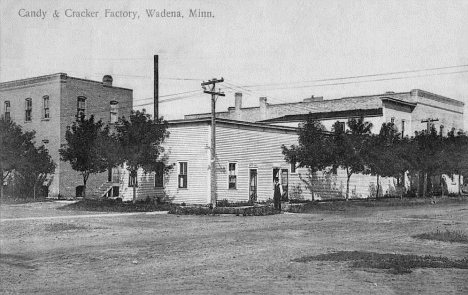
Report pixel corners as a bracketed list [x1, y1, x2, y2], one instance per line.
[366, 123, 408, 198]
[412, 126, 445, 197]
[60, 115, 119, 199]
[116, 110, 170, 203]
[0, 118, 33, 198]
[18, 144, 56, 199]
[0, 117, 56, 199]
[330, 117, 373, 200]
[282, 117, 332, 200]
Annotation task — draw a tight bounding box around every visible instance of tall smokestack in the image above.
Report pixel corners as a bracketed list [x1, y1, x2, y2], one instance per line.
[154, 55, 159, 119]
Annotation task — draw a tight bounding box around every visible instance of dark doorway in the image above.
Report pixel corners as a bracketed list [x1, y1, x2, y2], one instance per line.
[249, 169, 258, 203]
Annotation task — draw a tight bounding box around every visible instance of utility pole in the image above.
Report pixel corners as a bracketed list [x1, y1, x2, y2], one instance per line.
[201, 78, 225, 207]
[154, 55, 159, 119]
[421, 118, 439, 132]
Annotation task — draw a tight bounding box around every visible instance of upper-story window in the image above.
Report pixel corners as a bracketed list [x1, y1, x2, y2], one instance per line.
[43, 96, 50, 119]
[4, 101, 10, 121]
[25, 98, 32, 121]
[110, 101, 119, 123]
[77, 96, 87, 119]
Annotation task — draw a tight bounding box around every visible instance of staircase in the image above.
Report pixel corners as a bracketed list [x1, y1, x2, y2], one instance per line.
[92, 182, 119, 199]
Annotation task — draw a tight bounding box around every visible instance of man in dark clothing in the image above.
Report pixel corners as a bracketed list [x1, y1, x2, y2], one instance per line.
[273, 178, 283, 212]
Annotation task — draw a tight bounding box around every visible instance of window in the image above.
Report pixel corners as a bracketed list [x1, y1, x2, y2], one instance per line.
[228, 163, 237, 189]
[290, 160, 297, 174]
[25, 98, 32, 121]
[77, 96, 86, 119]
[4, 101, 10, 121]
[110, 101, 119, 123]
[337, 122, 345, 132]
[43, 96, 50, 119]
[401, 120, 405, 138]
[128, 171, 138, 187]
[178, 162, 188, 188]
[154, 162, 164, 188]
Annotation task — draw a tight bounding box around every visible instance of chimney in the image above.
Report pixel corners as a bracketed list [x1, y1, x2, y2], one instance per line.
[235, 93, 242, 110]
[259, 97, 268, 120]
[303, 95, 323, 102]
[102, 75, 113, 86]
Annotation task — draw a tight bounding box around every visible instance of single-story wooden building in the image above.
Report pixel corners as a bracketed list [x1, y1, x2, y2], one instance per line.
[117, 118, 400, 204]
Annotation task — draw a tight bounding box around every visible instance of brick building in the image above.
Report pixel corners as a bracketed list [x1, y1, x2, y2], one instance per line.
[186, 89, 465, 136]
[0, 73, 133, 198]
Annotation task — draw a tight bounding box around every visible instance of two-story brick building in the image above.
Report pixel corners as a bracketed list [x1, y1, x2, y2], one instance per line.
[0, 73, 133, 198]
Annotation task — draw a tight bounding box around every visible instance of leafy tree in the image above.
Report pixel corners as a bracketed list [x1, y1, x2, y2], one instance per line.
[0, 117, 55, 199]
[366, 123, 409, 198]
[412, 126, 445, 197]
[116, 110, 170, 203]
[442, 129, 468, 195]
[18, 144, 56, 199]
[0, 118, 33, 198]
[60, 115, 119, 199]
[282, 117, 332, 200]
[282, 117, 331, 172]
[330, 117, 373, 200]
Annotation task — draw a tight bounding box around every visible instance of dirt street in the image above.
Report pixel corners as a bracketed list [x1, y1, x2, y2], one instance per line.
[1, 202, 467, 294]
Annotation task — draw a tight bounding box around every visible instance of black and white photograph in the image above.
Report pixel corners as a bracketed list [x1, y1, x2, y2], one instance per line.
[1, 0, 468, 294]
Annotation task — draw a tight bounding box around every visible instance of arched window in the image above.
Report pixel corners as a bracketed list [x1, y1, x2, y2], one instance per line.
[43, 95, 50, 119]
[25, 98, 32, 121]
[4, 101, 10, 121]
[77, 96, 86, 119]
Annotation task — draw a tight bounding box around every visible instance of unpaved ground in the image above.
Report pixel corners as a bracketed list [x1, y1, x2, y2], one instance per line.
[1, 202, 467, 294]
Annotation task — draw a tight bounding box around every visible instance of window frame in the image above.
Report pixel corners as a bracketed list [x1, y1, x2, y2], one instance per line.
[154, 162, 164, 188]
[228, 162, 237, 190]
[128, 171, 138, 187]
[4, 101, 10, 121]
[290, 160, 297, 174]
[76, 96, 87, 119]
[43, 95, 50, 119]
[25, 98, 32, 122]
[178, 161, 188, 189]
[110, 100, 119, 124]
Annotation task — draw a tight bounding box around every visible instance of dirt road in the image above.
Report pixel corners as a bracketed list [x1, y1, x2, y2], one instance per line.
[1, 202, 467, 294]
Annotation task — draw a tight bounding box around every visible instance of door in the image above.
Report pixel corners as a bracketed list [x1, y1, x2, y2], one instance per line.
[273, 168, 289, 201]
[249, 169, 258, 203]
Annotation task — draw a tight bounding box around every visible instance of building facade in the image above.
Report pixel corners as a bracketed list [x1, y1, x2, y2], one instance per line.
[0, 73, 133, 198]
[186, 89, 465, 136]
[118, 118, 399, 204]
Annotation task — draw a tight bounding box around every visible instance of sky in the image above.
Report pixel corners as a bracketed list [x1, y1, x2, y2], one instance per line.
[1, 0, 468, 129]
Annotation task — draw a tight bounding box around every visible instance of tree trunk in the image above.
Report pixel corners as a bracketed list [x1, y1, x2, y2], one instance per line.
[376, 174, 380, 199]
[132, 175, 137, 204]
[83, 179, 87, 199]
[459, 174, 462, 196]
[0, 165, 3, 199]
[422, 172, 427, 198]
[346, 168, 351, 201]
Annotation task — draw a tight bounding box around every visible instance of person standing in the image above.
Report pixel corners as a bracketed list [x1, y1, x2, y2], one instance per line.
[273, 178, 283, 212]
